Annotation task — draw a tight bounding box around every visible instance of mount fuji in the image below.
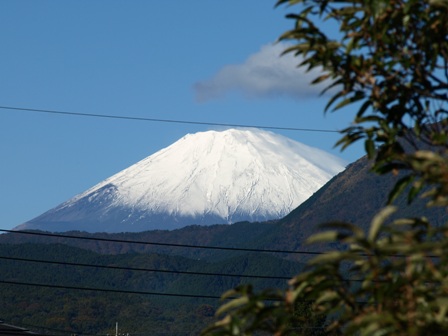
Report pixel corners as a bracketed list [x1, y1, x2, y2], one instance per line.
[15, 129, 347, 233]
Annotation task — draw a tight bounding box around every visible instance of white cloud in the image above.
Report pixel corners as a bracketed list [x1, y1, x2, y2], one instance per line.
[194, 42, 331, 102]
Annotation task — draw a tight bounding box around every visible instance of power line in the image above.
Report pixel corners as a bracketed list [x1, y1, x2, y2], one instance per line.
[1, 229, 437, 258]
[0, 279, 232, 300]
[0, 229, 324, 255]
[0, 321, 54, 336]
[0, 255, 292, 281]
[15, 321, 96, 336]
[0, 279, 375, 305]
[0, 105, 340, 133]
[0, 255, 402, 285]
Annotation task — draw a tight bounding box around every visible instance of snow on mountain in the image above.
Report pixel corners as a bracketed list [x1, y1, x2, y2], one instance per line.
[15, 128, 347, 233]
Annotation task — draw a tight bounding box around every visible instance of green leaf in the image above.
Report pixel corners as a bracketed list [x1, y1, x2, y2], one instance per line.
[320, 221, 365, 238]
[408, 180, 424, 203]
[365, 138, 376, 159]
[332, 92, 365, 112]
[316, 290, 339, 304]
[368, 206, 397, 242]
[324, 90, 344, 112]
[311, 73, 331, 84]
[321, 78, 344, 97]
[309, 251, 352, 265]
[387, 175, 414, 204]
[356, 99, 373, 118]
[306, 231, 339, 244]
[436, 298, 448, 323]
[215, 296, 250, 316]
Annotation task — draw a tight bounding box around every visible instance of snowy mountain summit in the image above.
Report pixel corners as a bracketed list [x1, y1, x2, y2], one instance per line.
[16, 129, 347, 233]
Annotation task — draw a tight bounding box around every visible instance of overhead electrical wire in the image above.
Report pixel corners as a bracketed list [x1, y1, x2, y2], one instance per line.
[14, 321, 96, 336]
[0, 279, 225, 300]
[1, 231, 439, 304]
[0, 279, 374, 306]
[0, 278, 373, 302]
[0, 254, 404, 285]
[0, 229, 325, 255]
[0, 255, 292, 281]
[0, 255, 289, 304]
[0, 105, 340, 133]
[21, 318, 326, 336]
[0, 229, 432, 258]
[0, 241, 395, 308]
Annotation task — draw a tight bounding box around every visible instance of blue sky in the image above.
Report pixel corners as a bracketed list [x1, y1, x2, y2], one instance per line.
[0, 1, 364, 230]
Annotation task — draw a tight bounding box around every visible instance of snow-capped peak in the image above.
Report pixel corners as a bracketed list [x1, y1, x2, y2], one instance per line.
[16, 128, 347, 233]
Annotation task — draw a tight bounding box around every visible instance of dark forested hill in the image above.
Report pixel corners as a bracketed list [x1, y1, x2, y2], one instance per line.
[0, 243, 302, 335]
[253, 155, 448, 255]
[0, 221, 278, 260]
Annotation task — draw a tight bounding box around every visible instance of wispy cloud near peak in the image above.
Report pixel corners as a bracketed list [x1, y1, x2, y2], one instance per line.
[194, 42, 330, 102]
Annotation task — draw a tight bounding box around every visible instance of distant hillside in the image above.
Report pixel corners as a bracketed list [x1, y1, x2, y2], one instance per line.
[254, 155, 448, 255]
[0, 243, 303, 335]
[0, 221, 277, 260]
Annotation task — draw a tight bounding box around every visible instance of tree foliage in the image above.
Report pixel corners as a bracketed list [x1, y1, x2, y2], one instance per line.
[202, 0, 448, 334]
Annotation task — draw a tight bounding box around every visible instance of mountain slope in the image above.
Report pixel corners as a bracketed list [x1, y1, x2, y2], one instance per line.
[0, 243, 304, 335]
[252, 155, 448, 255]
[15, 129, 346, 233]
